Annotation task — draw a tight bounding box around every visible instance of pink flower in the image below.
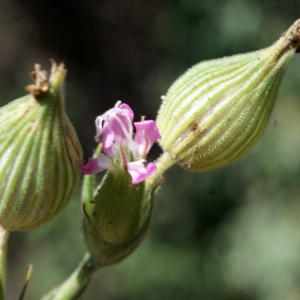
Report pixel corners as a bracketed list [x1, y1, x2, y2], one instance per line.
[82, 101, 161, 184]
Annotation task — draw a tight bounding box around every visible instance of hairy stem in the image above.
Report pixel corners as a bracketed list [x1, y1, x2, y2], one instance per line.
[0, 226, 9, 300]
[41, 252, 99, 300]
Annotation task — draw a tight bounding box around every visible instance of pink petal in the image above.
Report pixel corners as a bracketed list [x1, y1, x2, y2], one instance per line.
[127, 161, 157, 184]
[101, 123, 115, 157]
[81, 154, 114, 175]
[107, 116, 129, 139]
[119, 103, 134, 122]
[134, 120, 161, 153]
[145, 162, 157, 178]
[105, 104, 134, 140]
[81, 158, 103, 175]
[95, 102, 134, 144]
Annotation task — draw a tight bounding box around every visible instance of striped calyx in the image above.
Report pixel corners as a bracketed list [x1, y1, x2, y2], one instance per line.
[156, 19, 300, 172]
[82, 168, 157, 267]
[0, 62, 82, 230]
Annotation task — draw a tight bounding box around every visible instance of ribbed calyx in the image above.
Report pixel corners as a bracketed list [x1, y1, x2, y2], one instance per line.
[82, 169, 158, 268]
[0, 62, 82, 230]
[156, 19, 300, 172]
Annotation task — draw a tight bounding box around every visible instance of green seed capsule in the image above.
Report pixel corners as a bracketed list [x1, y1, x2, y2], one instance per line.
[90, 171, 144, 245]
[0, 62, 82, 230]
[156, 19, 300, 172]
[82, 169, 158, 267]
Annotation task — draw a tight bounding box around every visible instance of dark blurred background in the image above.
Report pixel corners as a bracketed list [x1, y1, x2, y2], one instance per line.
[2, 0, 300, 299]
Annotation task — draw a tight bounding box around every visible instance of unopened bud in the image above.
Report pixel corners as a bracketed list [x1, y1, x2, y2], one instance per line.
[0, 62, 82, 230]
[157, 19, 300, 171]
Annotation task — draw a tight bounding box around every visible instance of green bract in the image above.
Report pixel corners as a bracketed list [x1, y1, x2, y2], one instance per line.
[156, 19, 300, 172]
[0, 62, 82, 230]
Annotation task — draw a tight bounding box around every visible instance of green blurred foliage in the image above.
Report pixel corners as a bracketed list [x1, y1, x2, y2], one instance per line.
[1, 0, 300, 299]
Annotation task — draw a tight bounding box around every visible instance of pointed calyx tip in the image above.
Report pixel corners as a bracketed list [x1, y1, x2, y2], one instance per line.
[25, 61, 66, 99]
[284, 19, 300, 51]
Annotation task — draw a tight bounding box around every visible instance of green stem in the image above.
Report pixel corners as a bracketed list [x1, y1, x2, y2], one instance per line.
[41, 252, 99, 300]
[145, 151, 176, 194]
[0, 226, 9, 300]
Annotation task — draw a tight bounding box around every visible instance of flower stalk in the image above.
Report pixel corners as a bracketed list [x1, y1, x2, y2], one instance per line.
[41, 253, 98, 300]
